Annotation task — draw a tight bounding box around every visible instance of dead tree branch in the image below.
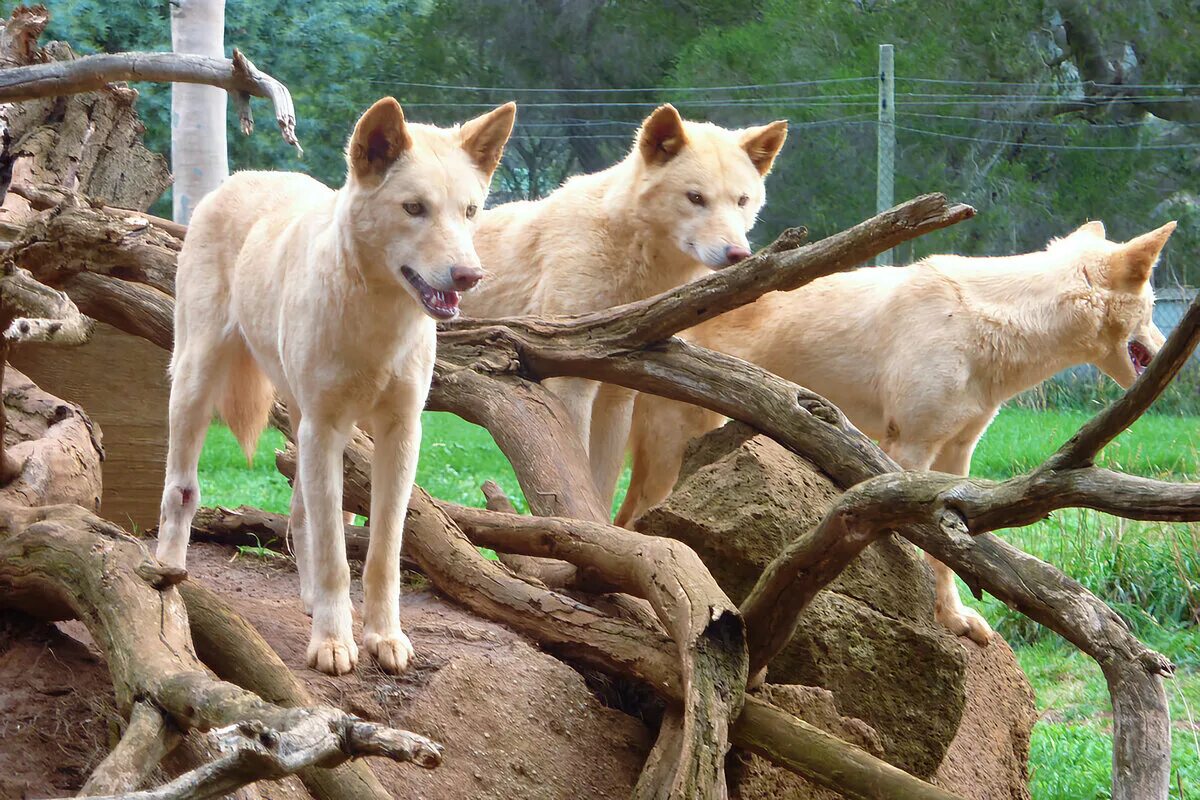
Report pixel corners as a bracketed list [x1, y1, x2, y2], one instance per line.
[14, 189, 1190, 798]
[734, 696, 963, 800]
[0, 49, 301, 151]
[9, 182, 187, 239]
[179, 580, 403, 800]
[1, 262, 93, 344]
[0, 503, 441, 797]
[79, 700, 181, 796]
[68, 714, 439, 800]
[448, 498, 747, 798]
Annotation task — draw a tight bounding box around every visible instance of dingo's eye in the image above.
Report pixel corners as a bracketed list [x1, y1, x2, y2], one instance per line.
[686, 191, 705, 206]
[466, 204, 478, 219]
[403, 201, 426, 217]
[738, 194, 749, 207]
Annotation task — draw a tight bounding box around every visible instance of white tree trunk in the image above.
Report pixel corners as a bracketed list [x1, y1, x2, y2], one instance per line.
[170, 0, 228, 224]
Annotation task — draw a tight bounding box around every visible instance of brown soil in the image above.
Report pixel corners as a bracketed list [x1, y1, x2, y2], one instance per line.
[0, 540, 652, 799]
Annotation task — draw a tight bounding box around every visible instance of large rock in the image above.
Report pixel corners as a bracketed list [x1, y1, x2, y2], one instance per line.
[636, 421, 1034, 793]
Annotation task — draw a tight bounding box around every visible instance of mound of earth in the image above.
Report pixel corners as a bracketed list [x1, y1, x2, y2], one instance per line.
[0, 541, 652, 800]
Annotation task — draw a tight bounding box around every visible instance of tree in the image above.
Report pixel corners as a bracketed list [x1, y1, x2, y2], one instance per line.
[1, 7, 1197, 799]
[170, 0, 228, 223]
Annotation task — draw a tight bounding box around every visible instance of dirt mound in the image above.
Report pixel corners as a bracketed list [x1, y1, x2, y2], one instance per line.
[0, 612, 115, 799]
[0, 540, 651, 799]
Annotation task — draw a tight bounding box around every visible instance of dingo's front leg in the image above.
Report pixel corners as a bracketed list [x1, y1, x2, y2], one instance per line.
[297, 416, 357, 675]
[360, 385, 424, 674]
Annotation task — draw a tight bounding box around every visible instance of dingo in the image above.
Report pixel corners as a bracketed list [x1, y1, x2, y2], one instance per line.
[156, 98, 515, 675]
[462, 104, 787, 501]
[619, 220, 1176, 644]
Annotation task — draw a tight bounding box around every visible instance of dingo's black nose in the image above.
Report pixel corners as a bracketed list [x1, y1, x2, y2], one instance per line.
[450, 265, 484, 290]
[724, 245, 752, 265]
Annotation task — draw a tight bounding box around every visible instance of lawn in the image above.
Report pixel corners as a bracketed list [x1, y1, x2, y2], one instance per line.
[198, 406, 1200, 798]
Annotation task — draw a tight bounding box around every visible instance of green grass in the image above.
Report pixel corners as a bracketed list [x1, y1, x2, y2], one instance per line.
[197, 405, 1200, 797]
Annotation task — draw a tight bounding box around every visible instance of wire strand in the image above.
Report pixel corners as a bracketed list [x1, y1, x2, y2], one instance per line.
[894, 123, 1200, 151]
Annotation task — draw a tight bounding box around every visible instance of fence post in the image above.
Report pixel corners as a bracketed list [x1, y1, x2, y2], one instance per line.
[876, 43, 895, 266]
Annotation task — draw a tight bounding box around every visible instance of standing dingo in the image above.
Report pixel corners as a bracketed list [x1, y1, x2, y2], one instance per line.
[462, 104, 787, 502]
[156, 98, 515, 675]
[620, 220, 1176, 643]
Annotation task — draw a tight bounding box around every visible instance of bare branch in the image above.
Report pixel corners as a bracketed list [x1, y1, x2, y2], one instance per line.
[1, 263, 93, 344]
[9, 182, 187, 239]
[65, 712, 440, 800]
[79, 700, 181, 796]
[0, 503, 441, 800]
[0, 50, 301, 151]
[442, 193, 974, 348]
[734, 696, 964, 800]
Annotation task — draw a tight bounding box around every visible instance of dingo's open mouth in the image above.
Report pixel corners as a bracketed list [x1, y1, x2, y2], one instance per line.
[402, 267, 461, 320]
[1128, 340, 1153, 376]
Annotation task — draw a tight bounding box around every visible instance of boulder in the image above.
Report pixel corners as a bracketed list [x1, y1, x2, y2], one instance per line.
[636, 421, 1034, 794]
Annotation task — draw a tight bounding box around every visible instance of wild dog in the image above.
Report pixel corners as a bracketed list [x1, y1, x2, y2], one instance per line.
[618, 220, 1176, 644]
[156, 98, 515, 675]
[461, 105, 787, 502]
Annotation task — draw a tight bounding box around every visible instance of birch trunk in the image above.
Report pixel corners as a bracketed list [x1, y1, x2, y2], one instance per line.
[170, 0, 228, 223]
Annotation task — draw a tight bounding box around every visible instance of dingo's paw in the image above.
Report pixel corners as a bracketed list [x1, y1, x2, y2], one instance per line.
[306, 635, 358, 675]
[937, 605, 993, 646]
[364, 629, 414, 675]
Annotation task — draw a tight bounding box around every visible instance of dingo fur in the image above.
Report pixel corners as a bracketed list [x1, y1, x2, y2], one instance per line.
[462, 104, 787, 501]
[156, 98, 515, 675]
[619, 220, 1176, 644]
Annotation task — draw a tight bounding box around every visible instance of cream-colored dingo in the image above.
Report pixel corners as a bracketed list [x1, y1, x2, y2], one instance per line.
[462, 104, 787, 502]
[619, 220, 1176, 644]
[156, 98, 515, 675]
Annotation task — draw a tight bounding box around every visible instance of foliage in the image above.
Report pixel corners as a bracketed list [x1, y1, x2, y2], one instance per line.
[16, 0, 1200, 284]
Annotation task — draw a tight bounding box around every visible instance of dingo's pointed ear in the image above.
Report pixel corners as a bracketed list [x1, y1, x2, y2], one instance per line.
[1072, 220, 1106, 238]
[740, 120, 788, 176]
[349, 97, 412, 182]
[638, 104, 687, 164]
[461, 102, 516, 178]
[1113, 220, 1176, 288]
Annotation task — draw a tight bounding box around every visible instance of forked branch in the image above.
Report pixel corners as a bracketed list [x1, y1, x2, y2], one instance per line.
[0, 49, 301, 151]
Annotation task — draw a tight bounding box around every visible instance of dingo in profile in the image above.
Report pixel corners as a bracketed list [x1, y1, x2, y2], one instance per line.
[156, 98, 515, 675]
[620, 220, 1176, 643]
[462, 104, 787, 502]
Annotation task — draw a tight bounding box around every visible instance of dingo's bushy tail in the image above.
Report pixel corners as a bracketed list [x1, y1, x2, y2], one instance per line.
[217, 342, 274, 465]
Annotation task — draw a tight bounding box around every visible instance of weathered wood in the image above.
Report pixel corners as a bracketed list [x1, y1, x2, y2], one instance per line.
[449, 500, 748, 799]
[79, 700, 180, 796]
[734, 696, 963, 800]
[0, 49, 301, 151]
[178, 582, 405, 800]
[189, 504, 375, 564]
[0, 365, 102, 509]
[0, 503, 442, 797]
[1, 262, 94, 345]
